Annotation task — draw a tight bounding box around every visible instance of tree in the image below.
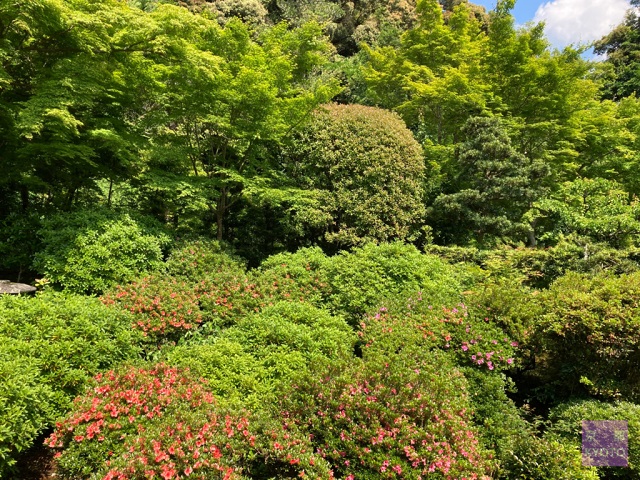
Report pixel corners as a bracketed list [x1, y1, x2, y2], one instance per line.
[430, 116, 549, 245]
[141, 18, 339, 240]
[285, 103, 426, 247]
[594, 4, 640, 100]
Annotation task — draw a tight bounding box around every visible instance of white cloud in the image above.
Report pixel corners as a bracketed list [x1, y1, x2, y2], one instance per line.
[533, 0, 631, 48]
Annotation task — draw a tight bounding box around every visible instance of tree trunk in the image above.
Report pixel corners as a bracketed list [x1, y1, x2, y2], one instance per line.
[216, 188, 227, 241]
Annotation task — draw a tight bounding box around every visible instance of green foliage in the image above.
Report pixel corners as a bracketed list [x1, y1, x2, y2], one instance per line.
[535, 178, 640, 248]
[431, 116, 550, 245]
[497, 435, 598, 480]
[0, 212, 42, 281]
[0, 355, 54, 477]
[595, 10, 640, 100]
[532, 271, 640, 402]
[280, 351, 494, 479]
[34, 209, 171, 294]
[286, 104, 426, 247]
[164, 238, 246, 282]
[548, 400, 640, 479]
[0, 292, 142, 472]
[324, 242, 461, 320]
[167, 301, 354, 407]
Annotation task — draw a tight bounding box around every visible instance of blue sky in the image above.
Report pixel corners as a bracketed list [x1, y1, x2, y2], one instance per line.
[473, 0, 541, 25]
[470, 0, 632, 50]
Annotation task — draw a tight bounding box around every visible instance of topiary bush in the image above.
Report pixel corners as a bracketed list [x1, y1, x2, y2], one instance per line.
[34, 209, 171, 294]
[286, 103, 426, 246]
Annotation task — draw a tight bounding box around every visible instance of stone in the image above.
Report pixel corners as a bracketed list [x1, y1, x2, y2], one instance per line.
[0, 280, 37, 295]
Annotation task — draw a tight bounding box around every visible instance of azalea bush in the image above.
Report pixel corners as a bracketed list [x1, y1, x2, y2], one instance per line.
[360, 299, 518, 374]
[102, 275, 203, 342]
[48, 363, 331, 479]
[280, 351, 494, 479]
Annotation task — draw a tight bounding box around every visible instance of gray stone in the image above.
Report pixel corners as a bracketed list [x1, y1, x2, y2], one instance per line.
[0, 280, 37, 295]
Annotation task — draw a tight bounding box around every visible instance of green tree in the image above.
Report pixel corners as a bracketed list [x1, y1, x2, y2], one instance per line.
[141, 18, 338, 240]
[595, 2, 640, 100]
[285, 103, 426, 247]
[431, 116, 549, 245]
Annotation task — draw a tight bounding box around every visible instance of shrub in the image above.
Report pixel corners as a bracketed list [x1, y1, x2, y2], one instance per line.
[102, 275, 204, 342]
[253, 247, 332, 306]
[34, 209, 171, 294]
[0, 292, 142, 474]
[286, 103, 426, 246]
[48, 364, 331, 479]
[547, 400, 640, 479]
[164, 238, 246, 283]
[0, 292, 142, 413]
[280, 351, 494, 479]
[325, 242, 462, 320]
[360, 302, 518, 374]
[167, 302, 354, 408]
[0, 354, 55, 477]
[532, 271, 640, 402]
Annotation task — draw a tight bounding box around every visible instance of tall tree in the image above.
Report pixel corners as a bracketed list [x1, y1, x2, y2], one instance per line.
[430, 116, 549, 245]
[140, 18, 339, 239]
[594, 2, 640, 100]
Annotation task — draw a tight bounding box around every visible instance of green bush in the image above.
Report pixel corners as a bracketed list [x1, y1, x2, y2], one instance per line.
[548, 400, 640, 479]
[325, 242, 462, 320]
[34, 209, 171, 294]
[532, 271, 640, 402]
[0, 354, 55, 477]
[0, 292, 143, 474]
[286, 103, 426, 246]
[164, 238, 246, 282]
[167, 301, 354, 408]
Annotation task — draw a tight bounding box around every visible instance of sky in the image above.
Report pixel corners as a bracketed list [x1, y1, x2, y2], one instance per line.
[472, 0, 633, 50]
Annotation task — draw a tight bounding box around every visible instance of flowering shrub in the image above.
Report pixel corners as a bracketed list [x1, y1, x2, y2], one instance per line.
[281, 352, 494, 479]
[48, 364, 331, 479]
[102, 276, 203, 341]
[360, 300, 517, 373]
[196, 264, 329, 328]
